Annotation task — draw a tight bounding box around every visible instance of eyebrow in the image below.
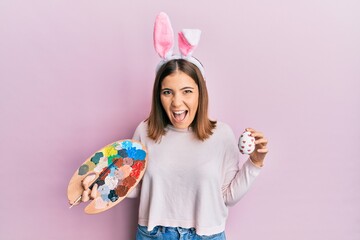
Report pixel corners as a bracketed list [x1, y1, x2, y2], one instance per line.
[161, 87, 195, 91]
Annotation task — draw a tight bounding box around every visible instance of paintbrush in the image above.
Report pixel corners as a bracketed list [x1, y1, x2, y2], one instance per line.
[69, 158, 120, 209]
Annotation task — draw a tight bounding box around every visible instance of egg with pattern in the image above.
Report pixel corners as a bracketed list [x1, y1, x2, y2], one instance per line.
[238, 131, 255, 154]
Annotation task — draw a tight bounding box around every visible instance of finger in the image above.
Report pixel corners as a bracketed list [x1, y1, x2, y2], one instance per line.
[245, 128, 264, 139]
[82, 189, 91, 202]
[251, 131, 264, 139]
[82, 173, 97, 190]
[245, 128, 256, 133]
[90, 183, 98, 199]
[257, 148, 268, 154]
[255, 138, 268, 146]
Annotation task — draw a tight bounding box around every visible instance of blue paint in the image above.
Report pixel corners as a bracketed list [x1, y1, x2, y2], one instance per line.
[108, 190, 119, 202]
[121, 140, 132, 150]
[91, 152, 104, 165]
[118, 149, 128, 158]
[109, 166, 117, 176]
[134, 149, 146, 160]
[126, 147, 137, 159]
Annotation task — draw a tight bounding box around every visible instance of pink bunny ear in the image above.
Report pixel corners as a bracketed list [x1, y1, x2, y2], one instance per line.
[154, 12, 174, 59]
[178, 29, 201, 57]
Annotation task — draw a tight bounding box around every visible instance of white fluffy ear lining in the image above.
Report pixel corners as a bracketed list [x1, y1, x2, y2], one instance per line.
[182, 29, 201, 46]
[153, 12, 175, 59]
[178, 29, 201, 57]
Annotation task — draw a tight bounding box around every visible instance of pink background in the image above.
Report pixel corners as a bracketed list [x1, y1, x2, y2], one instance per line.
[1, 0, 359, 239]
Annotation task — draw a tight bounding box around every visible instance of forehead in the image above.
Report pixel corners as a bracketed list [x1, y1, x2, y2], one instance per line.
[161, 71, 197, 88]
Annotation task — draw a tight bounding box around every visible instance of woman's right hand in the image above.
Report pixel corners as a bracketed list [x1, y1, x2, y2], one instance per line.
[81, 173, 98, 202]
[70, 173, 98, 206]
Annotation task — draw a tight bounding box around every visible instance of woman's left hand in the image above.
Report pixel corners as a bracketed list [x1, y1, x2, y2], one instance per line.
[246, 128, 268, 167]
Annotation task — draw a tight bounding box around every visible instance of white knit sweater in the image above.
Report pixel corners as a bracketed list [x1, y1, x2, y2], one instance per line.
[129, 121, 261, 236]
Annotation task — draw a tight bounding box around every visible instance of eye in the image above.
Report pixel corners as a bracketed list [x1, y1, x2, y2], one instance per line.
[162, 90, 172, 95]
[184, 89, 193, 94]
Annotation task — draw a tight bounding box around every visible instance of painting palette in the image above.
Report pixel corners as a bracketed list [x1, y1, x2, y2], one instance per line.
[67, 139, 147, 214]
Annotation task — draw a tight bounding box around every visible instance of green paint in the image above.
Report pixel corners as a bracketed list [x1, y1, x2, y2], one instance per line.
[78, 164, 89, 175]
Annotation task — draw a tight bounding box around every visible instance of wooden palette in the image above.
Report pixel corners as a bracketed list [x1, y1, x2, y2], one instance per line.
[67, 139, 147, 214]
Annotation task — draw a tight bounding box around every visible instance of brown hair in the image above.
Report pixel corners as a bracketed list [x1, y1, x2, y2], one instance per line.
[147, 59, 216, 142]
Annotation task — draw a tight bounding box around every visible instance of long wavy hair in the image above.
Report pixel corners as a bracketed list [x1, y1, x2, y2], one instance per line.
[147, 59, 216, 142]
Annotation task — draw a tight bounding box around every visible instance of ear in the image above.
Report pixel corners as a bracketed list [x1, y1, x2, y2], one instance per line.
[178, 29, 201, 57]
[153, 12, 174, 59]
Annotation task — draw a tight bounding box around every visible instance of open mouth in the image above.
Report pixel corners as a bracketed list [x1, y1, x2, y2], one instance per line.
[172, 110, 188, 122]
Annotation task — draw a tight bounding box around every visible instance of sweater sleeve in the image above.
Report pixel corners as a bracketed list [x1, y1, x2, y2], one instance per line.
[221, 127, 262, 206]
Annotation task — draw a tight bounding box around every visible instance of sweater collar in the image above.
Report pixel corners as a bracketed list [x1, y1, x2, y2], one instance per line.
[166, 124, 193, 133]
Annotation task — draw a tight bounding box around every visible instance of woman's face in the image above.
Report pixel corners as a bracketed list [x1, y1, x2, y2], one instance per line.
[160, 71, 199, 129]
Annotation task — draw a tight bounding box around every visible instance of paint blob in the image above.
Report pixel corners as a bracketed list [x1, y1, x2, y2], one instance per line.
[104, 175, 118, 190]
[108, 190, 119, 202]
[115, 185, 129, 197]
[122, 176, 137, 188]
[78, 164, 89, 175]
[123, 157, 134, 166]
[91, 152, 104, 164]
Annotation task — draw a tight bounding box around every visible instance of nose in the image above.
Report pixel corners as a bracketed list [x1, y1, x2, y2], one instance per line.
[171, 93, 183, 107]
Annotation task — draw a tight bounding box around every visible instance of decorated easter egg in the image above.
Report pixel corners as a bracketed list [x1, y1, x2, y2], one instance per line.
[238, 131, 255, 154]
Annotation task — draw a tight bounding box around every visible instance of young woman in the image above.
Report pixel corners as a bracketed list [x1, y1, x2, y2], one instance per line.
[129, 58, 268, 240]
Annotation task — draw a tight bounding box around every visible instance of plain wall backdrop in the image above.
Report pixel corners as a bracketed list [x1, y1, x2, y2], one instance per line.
[0, 0, 359, 239]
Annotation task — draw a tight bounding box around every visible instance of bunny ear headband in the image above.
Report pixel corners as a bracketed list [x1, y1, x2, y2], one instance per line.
[154, 12, 205, 77]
